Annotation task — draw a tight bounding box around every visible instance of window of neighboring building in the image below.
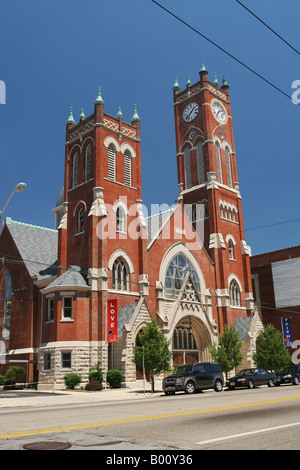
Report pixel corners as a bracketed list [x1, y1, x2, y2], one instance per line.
[44, 353, 51, 370]
[47, 298, 54, 322]
[229, 280, 241, 306]
[112, 257, 129, 291]
[165, 253, 200, 299]
[108, 144, 116, 181]
[61, 352, 72, 369]
[62, 297, 73, 319]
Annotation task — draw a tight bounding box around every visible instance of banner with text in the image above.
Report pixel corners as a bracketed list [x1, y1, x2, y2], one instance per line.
[107, 299, 118, 343]
[281, 317, 293, 347]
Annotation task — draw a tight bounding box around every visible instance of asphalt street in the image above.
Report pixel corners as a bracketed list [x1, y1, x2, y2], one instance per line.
[0, 384, 299, 452]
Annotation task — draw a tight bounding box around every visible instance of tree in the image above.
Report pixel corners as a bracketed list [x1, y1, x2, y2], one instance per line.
[253, 324, 291, 373]
[210, 324, 243, 378]
[133, 319, 172, 393]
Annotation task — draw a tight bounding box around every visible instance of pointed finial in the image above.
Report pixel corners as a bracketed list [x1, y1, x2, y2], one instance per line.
[80, 108, 85, 121]
[66, 107, 76, 125]
[200, 61, 207, 73]
[117, 106, 123, 118]
[214, 73, 219, 86]
[222, 75, 229, 87]
[94, 86, 105, 105]
[131, 104, 141, 122]
[172, 76, 180, 91]
[186, 74, 192, 87]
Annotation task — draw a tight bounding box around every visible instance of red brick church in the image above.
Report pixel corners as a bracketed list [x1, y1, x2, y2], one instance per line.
[0, 64, 259, 387]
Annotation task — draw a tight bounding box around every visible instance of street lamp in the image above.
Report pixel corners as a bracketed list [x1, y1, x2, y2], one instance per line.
[0, 182, 26, 222]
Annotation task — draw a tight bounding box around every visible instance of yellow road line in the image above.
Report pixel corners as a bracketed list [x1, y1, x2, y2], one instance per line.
[1, 395, 300, 439]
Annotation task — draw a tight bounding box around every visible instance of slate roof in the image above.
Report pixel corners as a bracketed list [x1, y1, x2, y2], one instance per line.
[234, 316, 253, 342]
[117, 304, 136, 337]
[5, 218, 58, 280]
[45, 265, 89, 290]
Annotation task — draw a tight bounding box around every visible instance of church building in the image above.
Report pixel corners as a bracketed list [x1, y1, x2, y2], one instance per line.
[0, 64, 258, 388]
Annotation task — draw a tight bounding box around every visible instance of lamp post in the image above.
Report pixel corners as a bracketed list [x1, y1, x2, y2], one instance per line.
[0, 183, 26, 223]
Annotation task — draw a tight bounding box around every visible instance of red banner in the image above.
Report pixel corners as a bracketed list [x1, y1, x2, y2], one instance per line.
[107, 299, 118, 343]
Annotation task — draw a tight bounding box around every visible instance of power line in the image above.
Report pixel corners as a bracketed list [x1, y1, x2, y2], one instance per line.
[150, 0, 295, 103]
[235, 0, 300, 56]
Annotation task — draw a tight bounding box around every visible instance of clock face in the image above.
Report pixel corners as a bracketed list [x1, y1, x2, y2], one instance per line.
[212, 101, 226, 123]
[183, 102, 199, 122]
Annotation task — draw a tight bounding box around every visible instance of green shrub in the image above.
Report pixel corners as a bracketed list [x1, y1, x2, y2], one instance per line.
[5, 366, 26, 383]
[107, 369, 124, 388]
[88, 361, 104, 382]
[85, 381, 103, 391]
[64, 373, 82, 390]
[0, 375, 6, 385]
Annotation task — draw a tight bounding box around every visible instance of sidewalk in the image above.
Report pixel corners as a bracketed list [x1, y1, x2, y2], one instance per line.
[0, 386, 164, 409]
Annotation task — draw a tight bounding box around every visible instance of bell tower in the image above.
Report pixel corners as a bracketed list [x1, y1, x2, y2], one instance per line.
[173, 63, 254, 326]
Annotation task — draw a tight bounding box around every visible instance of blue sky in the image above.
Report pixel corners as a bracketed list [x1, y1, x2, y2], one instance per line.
[0, 0, 299, 255]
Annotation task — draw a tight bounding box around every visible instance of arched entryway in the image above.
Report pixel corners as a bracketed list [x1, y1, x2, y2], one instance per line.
[172, 315, 212, 366]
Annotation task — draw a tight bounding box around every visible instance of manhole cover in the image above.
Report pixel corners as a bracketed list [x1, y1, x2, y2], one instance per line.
[23, 441, 72, 450]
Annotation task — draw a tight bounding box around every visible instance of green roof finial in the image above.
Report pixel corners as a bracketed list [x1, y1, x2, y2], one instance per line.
[200, 61, 207, 73]
[80, 108, 85, 121]
[172, 76, 180, 91]
[131, 104, 141, 122]
[94, 86, 105, 105]
[66, 107, 76, 125]
[117, 106, 123, 118]
[186, 74, 192, 87]
[222, 75, 229, 87]
[214, 73, 219, 86]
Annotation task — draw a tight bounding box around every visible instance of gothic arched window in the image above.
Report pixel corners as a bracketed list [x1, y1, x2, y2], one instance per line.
[72, 153, 78, 188]
[197, 142, 205, 185]
[229, 279, 240, 306]
[215, 141, 223, 184]
[124, 150, 132, 187]
[116, 207, 125, 233]
[228, 239, 234, 260]
[112, 257, 129, 291]
[2, 269, 12, 340]
[184, 147, 192, 189]
[85, 145, 92, 182]
[77, 208, 84, 233]
[225, 146, 232, 188]
[165, 253, 200, 299]
[108, 144, 116, 181]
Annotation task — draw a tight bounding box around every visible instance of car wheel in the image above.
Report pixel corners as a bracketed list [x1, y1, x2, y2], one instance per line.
[293, 376, 299, 385]
[268, 379, 274, 387]
[214, 379, 223, 392]
[248, 380, 254, 389]
[185, 381, 196, 394]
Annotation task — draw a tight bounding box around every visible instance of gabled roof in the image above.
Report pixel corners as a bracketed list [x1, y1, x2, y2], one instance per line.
[145, 206, 176, 246]
[4, 218, 58, 280]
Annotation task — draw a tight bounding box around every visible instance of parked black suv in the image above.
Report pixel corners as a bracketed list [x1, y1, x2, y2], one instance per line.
[163, 362, 224, 395]
[274, 365, 300, 386]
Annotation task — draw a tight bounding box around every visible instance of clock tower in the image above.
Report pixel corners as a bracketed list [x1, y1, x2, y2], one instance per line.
[173, 63, 253, 327]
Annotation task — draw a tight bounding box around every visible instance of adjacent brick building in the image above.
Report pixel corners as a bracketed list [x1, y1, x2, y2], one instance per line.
[0, 66, 260, 387]
[251, 246, 300, 360]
